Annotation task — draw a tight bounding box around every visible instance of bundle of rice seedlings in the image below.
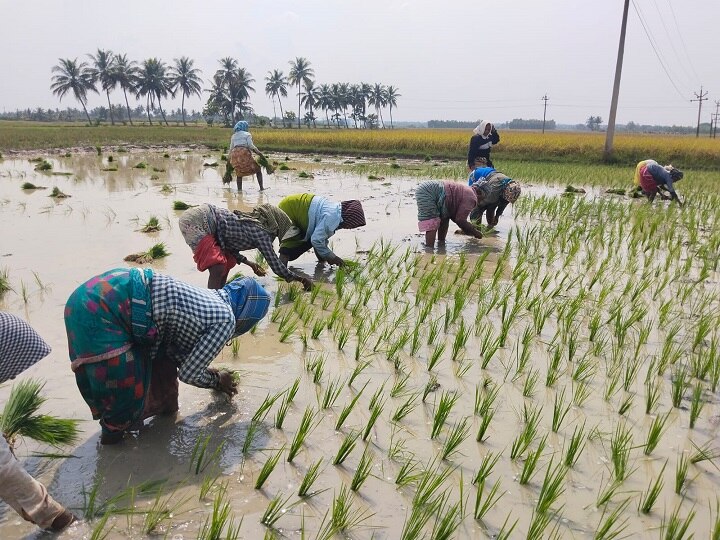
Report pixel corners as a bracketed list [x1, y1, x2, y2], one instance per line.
[564, 185, 586, 194]
[0, 267, 12, 296]
[160, 184, 173, 194]
[124, 242, 170, 264]
[173, 200, 196, 210]
[21, 182, 45, 190]
[49, 187, 70, 198]
[0, 379, 80, 448]
[257, 155, 275, 174]
[34, 160, 52, 171]
[134, 162, 148, 169]
[140, 216, 161, 233]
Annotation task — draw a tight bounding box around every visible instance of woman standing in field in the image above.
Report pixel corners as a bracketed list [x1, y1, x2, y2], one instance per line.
[64, 269, 271, 444]
[467, 120, 500, 169]
[277, 194, 366, 267]
[633, 159, 684, 205]
[415, 180, 484, 248]
[468, 166, 522, 227]
[179, 203, 312, 290]
[222, 121, 274, 191]
[0, 313, 76, 531]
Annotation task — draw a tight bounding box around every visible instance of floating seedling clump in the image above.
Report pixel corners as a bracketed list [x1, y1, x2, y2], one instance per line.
[124, 242, 170, 263]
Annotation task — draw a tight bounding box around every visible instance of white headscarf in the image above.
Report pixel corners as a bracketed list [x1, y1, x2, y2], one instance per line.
[473, 121, 492, 137]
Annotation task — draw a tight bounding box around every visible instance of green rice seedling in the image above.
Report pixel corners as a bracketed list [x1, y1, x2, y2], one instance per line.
[348, 359, 372, 388]
[0, 379, 80, 447]
[675, 452, 690, 494]
[431, 391, 459, 439]
[509, 404, 542, 460]
[413, 461, 454, 509]
[19, 280, 29, 304]
[523, 369, 540, 398]
[450, 320, 470, 362]
[536, 458, 567, 514]
[638, 461, 666, 514]
[336, 383, 367, 431]
[645, 377, 662, 414]
[593, 498, 630, 540]
[670, 364, 688, 408]
[692, 314, 714, 352]
[306, 354, 325, 384]
[390, 373, 411, 398]
[298, 458, 324, 497]
[610, 422, 633, 481]
[252, 391, 283, 423]
[199, 474, 222, 501]
[124, 242, 170, 263]
[142, 488, 190, 535]
[479, 327, 502, 369]
[260, 492, 294, 528]
[617, 394, 633, 416]
[441, 417, 470, 461]
[255, 446, 285, 489]
[0, 267, 11, 296]
[393, 393, 419, 423]
[328, 484, 374, 535]
[285, 377, 300, 404]
[422, 375, 440, 403]
[520, 436, 547, 485]
[604, 363, 622, 402]
[689, 352, 712, 381]
[472, 451, 501, 485]
[596, 477, 622, 507]
[495, 513, 519, 540]
[474, 381, 500, 416]
[172, 200, 196, 210]
[689, 382, 705, 428]
[427, 318, 441, 346]
[287, 406, 317, 462]
[689, 440, 720, 465]
[661, 502, 696, 540]
[476, 409, 495, 443]
[89, 511, 114, 540]
[622, 356, 641, 392]
[350, 446, 374, 491]
[363, 399, 385, 441]
[242, 420, 260, 455]
[140, 216, 161, 232]
[21, 181, 44, 190]
[430, 493, 463, 540]
[321, 292, 334, 310]
[573, 380, 592, 408]
[396, 458, 424, 487]
[473, 478, 504, 521]
[545, 347, 563, 387]
[319, 377, 345, 410]
[399, 504, 435, 540]
[368, 382, 386, 410]
[644, 413, 671, 455]
[335, 323, 351, 350]
[564, 422, 587, 468]
[428, 342, 446, 371]
[551, 388, 571, 433]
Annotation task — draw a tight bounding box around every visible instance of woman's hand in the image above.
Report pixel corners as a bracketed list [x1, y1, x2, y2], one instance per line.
[248, 261, 267, 276]
[214, 370, 238, 397]
[298, 276, 313, 291]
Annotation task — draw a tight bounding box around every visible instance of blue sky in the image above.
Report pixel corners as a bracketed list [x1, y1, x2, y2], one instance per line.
[1, 0, 718, 125]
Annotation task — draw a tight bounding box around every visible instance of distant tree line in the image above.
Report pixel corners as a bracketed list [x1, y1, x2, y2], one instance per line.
[44, 50, 400, 129]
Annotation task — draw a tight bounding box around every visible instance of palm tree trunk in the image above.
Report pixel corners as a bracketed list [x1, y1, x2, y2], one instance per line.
[157, 96, 169, 126]
[271, 96, 277, 125]
[122, 88, 134, 125]
[277, 93, 285, 127]
[390, 105, 394, 129]
[80, 99, 92, 125]
[146, 95, 153, 125]
[181, 92, 187, 126]
[105, 90, 115, 125]
[311, 106, 316, 128]
[297, 84, 301, 129]
[324, 109, 330, 128]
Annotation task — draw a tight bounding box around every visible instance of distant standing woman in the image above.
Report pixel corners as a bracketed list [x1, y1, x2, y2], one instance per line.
[223, 121, 274, 191]
[467, 120, 500, 169]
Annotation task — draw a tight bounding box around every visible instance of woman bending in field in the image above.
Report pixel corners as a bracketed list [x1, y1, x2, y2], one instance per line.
[633, 159, 684, 205]
[468, 165, 522, 227]
[415, 180, 484, 248]
[222, 121, 274, 191]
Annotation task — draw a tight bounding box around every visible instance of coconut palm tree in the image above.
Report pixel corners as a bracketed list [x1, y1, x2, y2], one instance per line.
[300, 80, 320, 128]
[230, 67, 255, 121]
[288, 57, 314, 129]
[87, 49, 117, 125]
[317, 84, 333, 128]
[265, 69, 287, 125]
[369, 83, 387, 128]
[113, 54, 138, 125]
[212, 58, 254, 123]
[169, 57, 202, 126]
[386, 85, 401, 129]
[50, 58, 97, 124]
[135, 58, 173, 125]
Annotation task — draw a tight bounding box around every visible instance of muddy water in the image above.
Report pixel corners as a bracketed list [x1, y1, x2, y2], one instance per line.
[0, 151, 717, 539]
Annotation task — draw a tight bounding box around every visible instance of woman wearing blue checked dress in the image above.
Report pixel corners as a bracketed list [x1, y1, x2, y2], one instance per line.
[64, 269, 270, 444]
[0, 312, 76, 531]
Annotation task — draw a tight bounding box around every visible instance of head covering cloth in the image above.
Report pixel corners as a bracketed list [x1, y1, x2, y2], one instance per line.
[502, 182, 521, 204]
[339, 200, 366, 229]
[669, 167, 684, 181]
[234, 204, 301, 241]
[0, 312, 51, 383]
[233, 120, 249, 133]
[473, 120, 492, 137]
[222, 277, 271, 337]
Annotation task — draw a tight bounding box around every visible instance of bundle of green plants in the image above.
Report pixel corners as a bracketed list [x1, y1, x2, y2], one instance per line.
[564, 185, 586, 194]
[133, 161, 148, 169]
[49, 186, 70, 198]
[0, 267, 11, 296]
[298, 171, 313, 179]
[257, 154, 275, 174]
[605, 188, 626, 195]
[278, 164, 291, 171]
[173, 200, 197, 210]
[160, 184, 173, 194]
[34, 160, 52, 171]
[21, 182, 45, 190]
[124, 242, 170, 264]
[140, 216, 161, 233]
[0, 379, 80, 447]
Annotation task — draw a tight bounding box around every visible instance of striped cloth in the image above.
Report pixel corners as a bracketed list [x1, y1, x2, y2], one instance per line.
[415, 180, 446, 232]
[339, 200, 366, 229]
[0, 312, 51, 383]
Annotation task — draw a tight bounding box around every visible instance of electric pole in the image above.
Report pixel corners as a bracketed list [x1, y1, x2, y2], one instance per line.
[690, 86, 708, 138]
[713, 100, 720, 139]
[604, 0, 630, 160]
[541, 94, 549, 134]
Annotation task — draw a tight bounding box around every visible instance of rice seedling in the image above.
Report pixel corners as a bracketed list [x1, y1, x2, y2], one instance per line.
[564, 422, 587, 467]
[472, 451, 501, 486]
[495, 513, 519, 540]
[670, 364, 688, 408]
[298, 458, 324, 497]
[336, 382, 367, 431]
[368, 381, 386, 410]
[596, 476, 623, 507]
[479, 327, 502, 369]
[689, 440, 720, 465]
[319, 376, 345, 409]
[610, 422, 633, 482]
[310, 318, 326, 339]
[689, 382, 705, 428]
[390, 373, 411, 398]
[327, 484, 374, 535]
[306, 354, 325, 384]
[430, 492, 463, 540]
[661, 502, 696, 540]
[241, 420, 260, 455]
[0, 379, 80, 447]
[142, 487, 189, 535]
[140, 215, 161, 232]
[523, 369, 540, 398]
[474, 381, 500, 416]
[422, 375, 440, 403]
[260, 492, 294, 528]
[333, 430, 358, 466]
[545, 347, 563, 387]
[89, 511, 114, 540]
[255, 446, 285, 490]
[350, 445, 374, 491]
[638, 461, 666, 514]
[396, 458, 424, 487]
[473, 477, 504, 521]
[536, 458, 567, 515]
[428, 342, 446, 371]
[617, 394, 633, 416]
[427, 318, 441, 345]
[450, 319, 470, 362]
[335, 323, 351, 350]
[593, 498, 630, 540]
[123, 242, 170, 263]
[199, 474, 222, 501]
[509, 404, 542, 460]
[645, 376, 662, 414]
[431, 391, 459, 439]
[644, 412, 671, 456]
[363, 398, 385, 441]
[520, 436, 547, 485]
[348, 359, 372, 388]
[287, 406, 317, 462]
[413, 461, 454, 509]
[675, 452, 690, 494]
[392, 393, 419, 423]
[551, 388, 571, 433]
[399, 504, 435, 540]
[441, 417, 470, 461]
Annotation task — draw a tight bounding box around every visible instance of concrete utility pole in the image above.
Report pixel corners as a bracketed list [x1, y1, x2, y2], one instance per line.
[690, 86, 708, 138]
[713, 100, 720, 138]
[541, 94, 549, 134]
[604, 0, 630, 160]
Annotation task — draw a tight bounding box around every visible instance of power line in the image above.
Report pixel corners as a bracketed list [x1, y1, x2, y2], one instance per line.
[665, 0, 701, 82]
[648, 0, 696, 84]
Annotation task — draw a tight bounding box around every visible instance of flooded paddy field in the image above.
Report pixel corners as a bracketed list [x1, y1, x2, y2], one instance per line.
[0, 150, 719, 539]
